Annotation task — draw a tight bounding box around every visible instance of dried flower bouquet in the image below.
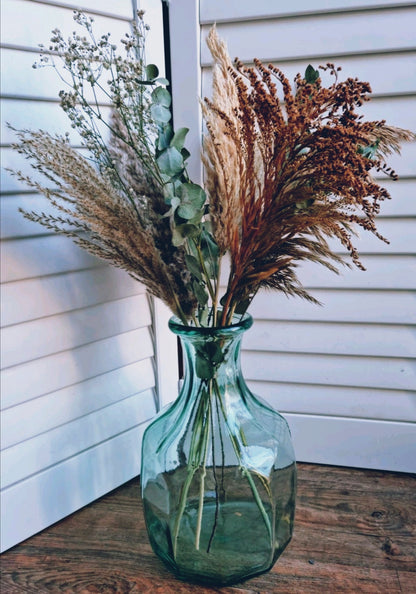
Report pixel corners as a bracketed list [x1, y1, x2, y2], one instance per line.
[7, 12, 414, 567]
[9, 13, 413, 329]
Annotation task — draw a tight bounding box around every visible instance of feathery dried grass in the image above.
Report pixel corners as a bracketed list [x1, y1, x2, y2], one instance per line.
[11, 127, 196, 319]
[202, 28, 415, 322]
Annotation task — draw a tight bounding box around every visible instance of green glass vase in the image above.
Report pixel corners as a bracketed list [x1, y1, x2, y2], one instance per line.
[141, 314, 296, 586]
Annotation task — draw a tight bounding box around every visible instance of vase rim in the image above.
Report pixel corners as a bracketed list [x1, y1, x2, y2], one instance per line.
[168, 313, 253, 336]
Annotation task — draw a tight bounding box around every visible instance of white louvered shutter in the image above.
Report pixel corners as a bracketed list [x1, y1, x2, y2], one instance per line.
[168, 0, 416, 473]
[0, 0, 177, 552]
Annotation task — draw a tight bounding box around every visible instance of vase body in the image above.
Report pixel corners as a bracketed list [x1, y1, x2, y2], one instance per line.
[141, 314, 296, 586]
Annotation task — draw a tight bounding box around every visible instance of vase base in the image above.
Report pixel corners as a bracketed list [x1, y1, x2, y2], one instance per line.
[144, 473, 295, 586]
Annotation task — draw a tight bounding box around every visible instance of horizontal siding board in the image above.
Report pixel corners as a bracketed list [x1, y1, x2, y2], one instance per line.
[285, 414, 416, 473]
[1, 391, 156, 489]
[1, 327, 154, 409]
[1, 235, 100, 282]
[0, 48, 109, 103]
[0, 422, 148, 552]
[245, 320, 416, 358]
[1, 194, 66, 239]
[1, 0, 132, 49]
[242, 351, 415, 391]
[375, 180, 416, 217]
[201, 8, 416, 64]
[1, 359, 155, 449]
[1, 294, 151, 369]
[48, 0, 133, 18]
[327, 218, 415, 255]
[201, 52, 416, 98]
[249, 381, 416, 422]
[1, 99, 111, 146]
[249, 290, 416, 324]
[298, 255, 416, 290]
[1, 267, 144, 327]
[200, 0, 411, 22]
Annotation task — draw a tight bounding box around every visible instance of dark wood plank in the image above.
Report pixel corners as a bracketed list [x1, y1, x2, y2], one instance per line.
[1, 463, 415, 593]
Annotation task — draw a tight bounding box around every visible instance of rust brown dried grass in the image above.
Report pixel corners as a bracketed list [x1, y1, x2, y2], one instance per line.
[202, 28, 415, 323]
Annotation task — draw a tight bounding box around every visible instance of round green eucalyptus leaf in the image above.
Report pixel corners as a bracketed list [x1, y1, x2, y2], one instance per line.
[156, 146, 184, 175]
[185, 253, 203, 281]
[151, 86, 171, 107]
[157, 124, 174, 151]
[192, 280, 209, 307]
[170, 127, 189, 150]
[151, 103, 171, 124]
[146, 64, 159, 81]
[177, 183, 206, 220]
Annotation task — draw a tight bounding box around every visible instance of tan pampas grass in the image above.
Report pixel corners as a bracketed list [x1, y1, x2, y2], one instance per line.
[202, 28, 415, 324]
[10, 127, 196, 320]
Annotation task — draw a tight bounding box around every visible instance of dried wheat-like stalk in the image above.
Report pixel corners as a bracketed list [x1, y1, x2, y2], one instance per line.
[202, 28, 415, 323]
[10, 128, 196, 320]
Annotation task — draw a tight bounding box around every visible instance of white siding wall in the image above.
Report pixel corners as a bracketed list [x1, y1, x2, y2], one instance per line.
[0, 0, 175, 552]
[169, 0, 416, 473]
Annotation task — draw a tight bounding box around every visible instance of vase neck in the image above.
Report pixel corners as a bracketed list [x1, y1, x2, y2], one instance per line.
[169, 315, 253, 400]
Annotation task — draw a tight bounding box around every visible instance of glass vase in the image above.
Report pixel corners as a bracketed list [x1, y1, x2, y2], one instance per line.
[141, 314, 296, 586]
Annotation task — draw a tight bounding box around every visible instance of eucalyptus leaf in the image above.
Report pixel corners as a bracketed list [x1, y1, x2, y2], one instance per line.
[172, 223, 200, 246]
[156, 146, 184, 175]
[195, 341, 224, 379]
[181, 147, 191, 161]
[170, 127, 189, 150]
[150, 103, 171, 124]
[146, 63, 159, 81]
[157, 124, 174, 151]
[162, 196, 180, 218]
[177, 183, 206, 220]
[305, 64, 319, 84]
[151, 86, 171, 107]
[185, 254, 203, 281]
[154, 77, 170, 85]
[193, 280, 209, 307]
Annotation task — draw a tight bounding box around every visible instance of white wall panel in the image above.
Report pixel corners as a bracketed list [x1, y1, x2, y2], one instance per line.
[200, 7, 416, 64]
[1, 267, 144, 326]
[2, 327, 154, 409]
[1, 360, 155, 449]
[0, 423, 149, 553]
[1, 0, 170, 552]
[170, 0, 416, 473]
[200, 0, 410, 23]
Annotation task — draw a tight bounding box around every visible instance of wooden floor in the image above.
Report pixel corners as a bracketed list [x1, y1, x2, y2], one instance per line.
[1, 463, 415, 593]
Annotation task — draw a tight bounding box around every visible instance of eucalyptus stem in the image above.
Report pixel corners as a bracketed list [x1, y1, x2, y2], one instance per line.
[212, 379, 273, 539]
[195, 404, 211, 550]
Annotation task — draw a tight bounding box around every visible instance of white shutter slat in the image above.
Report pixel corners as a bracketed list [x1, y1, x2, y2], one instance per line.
[1, 391, 156, 489]
[245, 320, 416, 359]
[1, 268, 144, 327]
[250, 290, 416, 324]
[1, 99, 111, 146]
[51, 0, 132, 18]
[1, 294, 150, 369]
[1, 235, 100, 282]
[200, 0, 408, 23]
[202, 52, 416, 99]
[1, 327, 154, 409]
[299, 256, 416, 290]
[201, 8, 416, 64]
[1, 359, 155, 449]
[0, 422, 148, 552]
[1, 0, 132, 49]
[242, 351, 415, 391]
[250, 382, 416, 423]
[286, 414, 416, 473]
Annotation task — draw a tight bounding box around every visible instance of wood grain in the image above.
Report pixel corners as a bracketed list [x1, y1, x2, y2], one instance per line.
[1, 463, 415, 593]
